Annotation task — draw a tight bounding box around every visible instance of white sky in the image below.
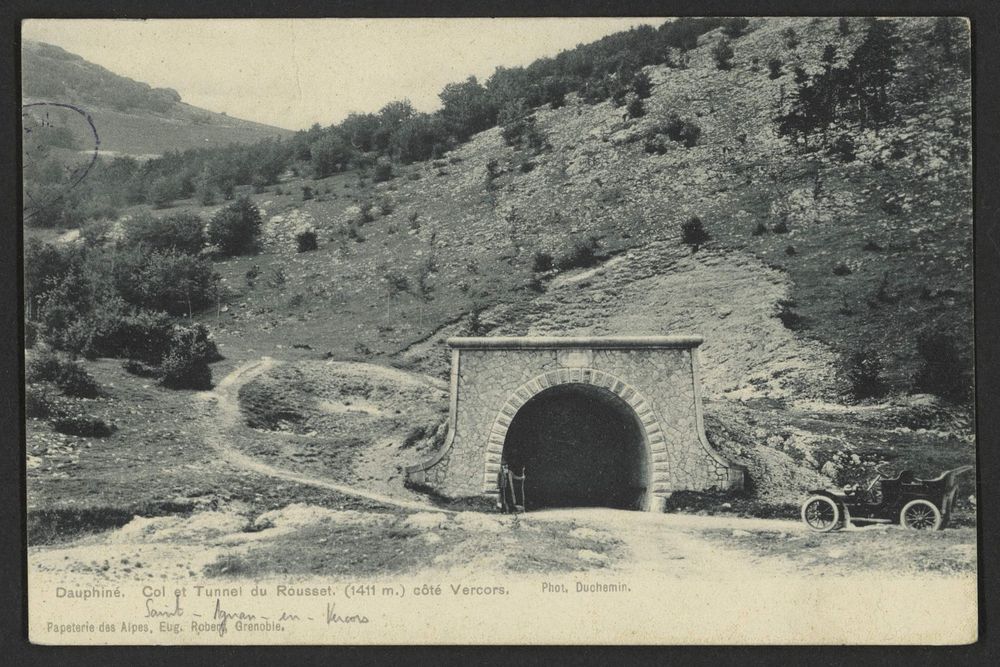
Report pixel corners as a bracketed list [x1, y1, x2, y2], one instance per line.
[23, 18, 663, 131]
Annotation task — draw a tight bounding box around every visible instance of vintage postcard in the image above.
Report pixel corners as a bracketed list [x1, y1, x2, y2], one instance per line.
[22, 17, 976, 644]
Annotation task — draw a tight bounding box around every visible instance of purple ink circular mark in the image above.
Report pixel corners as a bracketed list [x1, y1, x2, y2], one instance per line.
[22, 102, 101, 222]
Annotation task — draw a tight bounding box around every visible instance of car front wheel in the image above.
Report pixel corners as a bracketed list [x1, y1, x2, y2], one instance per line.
[801, 495, 841, 533]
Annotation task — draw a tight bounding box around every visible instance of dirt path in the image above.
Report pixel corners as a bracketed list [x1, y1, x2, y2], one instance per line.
[524, 507, 803, 578]
[195, 357, 451, 514]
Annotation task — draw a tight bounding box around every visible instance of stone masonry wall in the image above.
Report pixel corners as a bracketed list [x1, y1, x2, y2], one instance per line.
[406, 338, 744, 508]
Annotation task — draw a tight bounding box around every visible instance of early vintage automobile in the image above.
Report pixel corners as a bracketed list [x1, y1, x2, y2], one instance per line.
[800, 464, 974, 532]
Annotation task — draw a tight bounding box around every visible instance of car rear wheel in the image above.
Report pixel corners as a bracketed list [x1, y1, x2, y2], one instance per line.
[801, 495, 841, 532]
[900, 499, 942, 530]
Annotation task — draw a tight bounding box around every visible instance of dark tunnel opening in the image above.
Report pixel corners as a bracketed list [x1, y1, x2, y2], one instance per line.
[501, 383, 650, 511]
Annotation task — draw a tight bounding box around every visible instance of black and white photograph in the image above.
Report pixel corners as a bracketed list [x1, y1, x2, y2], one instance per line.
[19, 15, 978, 644]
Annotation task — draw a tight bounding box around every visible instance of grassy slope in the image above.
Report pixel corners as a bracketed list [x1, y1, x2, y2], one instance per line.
[22, 39, 292, 156]
[22, 97, 293, 158]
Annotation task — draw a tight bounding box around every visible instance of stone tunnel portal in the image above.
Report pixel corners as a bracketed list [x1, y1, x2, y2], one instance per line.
[502, 383, 649, 511]
[404, 336, 746, 511]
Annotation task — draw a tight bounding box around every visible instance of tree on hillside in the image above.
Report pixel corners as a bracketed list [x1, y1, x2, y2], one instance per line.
[391, 113, 452, 163]
[845, 19, 902, 128]
[339, 113, 381, 152]
[124, 211, 206, 255]
[372, 100, 416, 154]
[712, 39, 735, 70]
[722, 18, 750, 39]
[24, 239, 78, 320]
[310, 131, 355, 178]
[930, 17, 969, 73]
[779, 19, 903, 144]
[540, 74, 577, 108]
[207, 197, 262, 256]
[136, 250, 219, 317]
[632, 71, 653, 99]
[487, 67, 543, 113]
[438, 76, 497, 142]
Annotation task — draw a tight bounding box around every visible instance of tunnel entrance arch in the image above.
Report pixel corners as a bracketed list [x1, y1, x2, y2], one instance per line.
[405, 336, 746, 511]
[500, 382, 651, 510]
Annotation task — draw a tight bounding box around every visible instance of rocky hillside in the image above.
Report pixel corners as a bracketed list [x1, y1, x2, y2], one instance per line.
[22, 40, 292, 156]
[212, 18, 970, 389]
[169, 16, 972, 502]
[31, 17, 971, 506]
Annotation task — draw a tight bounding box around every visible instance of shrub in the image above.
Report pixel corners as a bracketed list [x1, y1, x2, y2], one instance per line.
[772, 220, 790, 234]
[124, 212, 206, 255]
[663, 114, 702, 147]
[27, 351, 102, 397]
[626, 96, 645, 119]
[555, 237, 600, 271]
[838, 17, 852, 36]
[681, 216, 710, 248]
[914, 332, 969, 400]
[26, 351, 67, 384]
[150, 177, 178, 209]
[828, 134, 857, 162]
[207, 197, 262, 256]
[722, 17, 750, 38]
[197, 182, 217, 205]
[842, 350, 885, 399]
[51, 415, 115, 438]
[373, 159, 394, 183]
[776, 299, 803, 329]
[25, 384, 54, 419]
[296, 230, 318, 253]
[417, 257, 436, 299]
[782, 27, 800, 49]
[384, 270, 410, 296]
[245, 265, 261, 288]
[881, 195, 903, 215]
[768, 58, 783, 79]
[302, 186, 314, 201]
[644, 137, 669, 155]
[82, 307, 176, 365]
[267, 267, 286, 288]
[785, 245, 797, 256]
[863, 240, 883, 252]
[832, 262, 852, 276]
[632, 71, 653, 99]
[158, 325, 218, 390]
[379, 198, 395, 215]
[752, 222, 768, 236]
[347, 222, 366, 243]
[359, 201, 375, 224]
[134, 251, 219, 316]
[712, 38, 734, 70]
[54, 362, 102, 397]
[499, 104, 548, 152]
[532, 250, 554, 273]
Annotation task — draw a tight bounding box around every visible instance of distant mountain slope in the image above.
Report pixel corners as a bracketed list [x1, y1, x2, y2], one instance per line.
[22, 40, 292, 157]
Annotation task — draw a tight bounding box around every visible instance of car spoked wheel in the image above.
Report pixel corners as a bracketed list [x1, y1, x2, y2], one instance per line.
[900, 499, 942, 530]
[801, 495, 841, 532]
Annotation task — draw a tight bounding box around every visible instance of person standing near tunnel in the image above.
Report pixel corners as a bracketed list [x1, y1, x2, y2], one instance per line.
[497, 462, 526, 513]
